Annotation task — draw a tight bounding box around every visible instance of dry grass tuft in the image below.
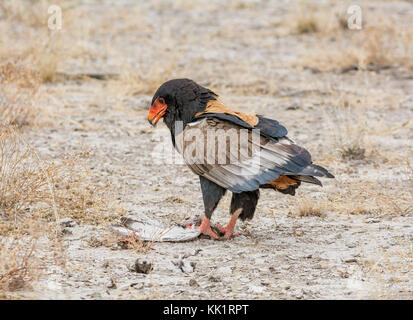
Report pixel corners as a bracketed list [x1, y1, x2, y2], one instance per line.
[0, 127, 123, 226]
[295, 18, 318, 34]
[287, 1, 342, 36]
[0, 0, 54, 29]
[0, 219, 66, 297]
[340, 146, 366, 161]
[329, 178, 412, 216]
[51, 155, 125, 225]
[0, 0, 81, 84]
[27, 39, 61, 83]
[0, 126, 55, 221]
[292, 196, 326, 217]
[0, 61, 40, 127]
[0, 128, 66, 296]
[117, 233, 154, 252]
[88, 230, 153, 253]
[294, 7, 413, 71]
[287, 171, 412, 218]
[0, 127, 123, 297]
[0, 238, 40, 292]
[324, 102, 369, 161]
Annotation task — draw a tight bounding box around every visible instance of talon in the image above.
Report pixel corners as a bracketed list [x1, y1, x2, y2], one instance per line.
[213, 223, 226, 234]
[215, 224, 239, 239]
[224, 231, 239, 239]
[213, 208, 243, 239]
[198, 217, 219, 239]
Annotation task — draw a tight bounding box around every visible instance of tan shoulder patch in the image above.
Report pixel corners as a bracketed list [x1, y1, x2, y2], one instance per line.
[195, 98, 259, 127]
[267, 175, 298, 190]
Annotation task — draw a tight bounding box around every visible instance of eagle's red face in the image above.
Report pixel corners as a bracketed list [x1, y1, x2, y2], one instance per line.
[148, 97, 167, 126]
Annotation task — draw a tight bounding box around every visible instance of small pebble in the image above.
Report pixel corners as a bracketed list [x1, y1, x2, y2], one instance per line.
[130, 259, 152, 274]
[60, 217, 76, 228]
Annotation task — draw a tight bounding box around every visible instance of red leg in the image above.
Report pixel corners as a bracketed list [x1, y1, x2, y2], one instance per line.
[187, 216, 219, 239]
[214, 208, 242, 239]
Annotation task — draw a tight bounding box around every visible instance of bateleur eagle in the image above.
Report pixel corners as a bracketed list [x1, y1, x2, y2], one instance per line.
[148, 78, 334, 239]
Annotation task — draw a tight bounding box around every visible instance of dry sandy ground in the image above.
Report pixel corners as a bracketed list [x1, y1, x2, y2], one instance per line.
[1, 0, 412, 299]
[26, 85, 412, 299]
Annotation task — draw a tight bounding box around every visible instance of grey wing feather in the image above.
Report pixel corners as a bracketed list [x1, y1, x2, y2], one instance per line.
[176, 118, 332, 193]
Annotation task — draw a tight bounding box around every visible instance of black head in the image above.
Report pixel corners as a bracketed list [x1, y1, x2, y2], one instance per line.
[148, 78, 216, 132]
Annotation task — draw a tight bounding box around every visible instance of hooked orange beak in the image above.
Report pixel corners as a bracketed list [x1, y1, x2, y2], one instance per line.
[148, 97, 167, 126]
